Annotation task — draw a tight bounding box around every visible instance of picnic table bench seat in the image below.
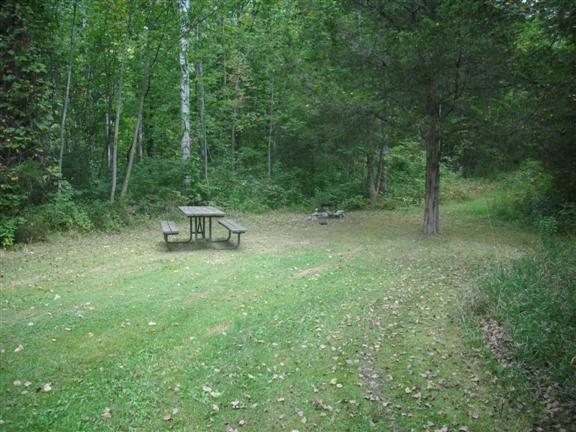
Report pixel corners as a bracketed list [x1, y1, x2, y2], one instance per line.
[218, 219, 246, 248]
[160, 220, 179, 247]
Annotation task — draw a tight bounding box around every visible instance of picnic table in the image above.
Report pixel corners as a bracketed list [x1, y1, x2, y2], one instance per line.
[179, 205, 225, 241]
[160, 205, 246, 249]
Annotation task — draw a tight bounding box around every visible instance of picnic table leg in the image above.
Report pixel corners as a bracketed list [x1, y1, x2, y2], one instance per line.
[199, 217, 206, 239]
[208, 217, 212, 241]
[188, 217, 194, 242]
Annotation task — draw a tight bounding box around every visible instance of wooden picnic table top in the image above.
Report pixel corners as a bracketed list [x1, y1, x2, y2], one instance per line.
[178, 206, 225, 218]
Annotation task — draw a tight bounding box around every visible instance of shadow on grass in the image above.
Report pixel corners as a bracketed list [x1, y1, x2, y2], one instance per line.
[159, 239, 241, 252]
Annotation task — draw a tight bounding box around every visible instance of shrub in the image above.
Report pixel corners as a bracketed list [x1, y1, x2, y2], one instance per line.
[0, 216, 25, 246]
[207, 160, 305, 212]
[15, 180, 93, 242]
[86, 201, 131, 231]
[0, 160, 56, 246]
[486, 160, 576, 232]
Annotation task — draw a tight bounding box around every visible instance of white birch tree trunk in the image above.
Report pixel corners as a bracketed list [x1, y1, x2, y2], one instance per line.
[179, 0, 191, 161]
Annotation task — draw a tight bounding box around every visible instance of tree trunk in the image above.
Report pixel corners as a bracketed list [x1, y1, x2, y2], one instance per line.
[137, 120, 143, 161]
[367, 141, 388, 208]
[230, 5, 244, 159]
[179, 0, 191, 161]
[110, 12, 131, 203]
[377, 141, 388, 195]
[120, 59, 149, 201]
[423, 80, 441, 235]
[58, 0, 78, 172]
[267, 78, 275, 180]
[195, 23, 209, 184]
[231, 68, 240, 154]
[367, 153, 378, 208]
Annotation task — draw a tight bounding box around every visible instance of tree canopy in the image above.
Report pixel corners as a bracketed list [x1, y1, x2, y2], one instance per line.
[1, 0, 574, 244]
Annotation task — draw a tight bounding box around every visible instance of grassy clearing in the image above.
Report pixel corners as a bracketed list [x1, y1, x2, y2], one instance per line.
[1, 206, 539, 431]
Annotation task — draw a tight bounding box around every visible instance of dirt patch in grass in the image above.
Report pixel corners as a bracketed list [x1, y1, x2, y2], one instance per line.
[294, 264, 332, 277]
[205, 320, 231, 336]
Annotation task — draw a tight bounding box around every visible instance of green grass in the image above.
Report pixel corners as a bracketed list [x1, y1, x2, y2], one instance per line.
[471, 240, 576, 392]
[0, 207, 541, 431]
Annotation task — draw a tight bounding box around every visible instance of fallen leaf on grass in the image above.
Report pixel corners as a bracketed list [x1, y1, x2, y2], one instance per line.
[101, 407, 112, 420]
[39, 382, 52, 392]
[202, 385, 221, 398]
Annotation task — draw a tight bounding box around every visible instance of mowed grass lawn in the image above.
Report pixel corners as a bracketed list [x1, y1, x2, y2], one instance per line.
[1, 206, 538, 431]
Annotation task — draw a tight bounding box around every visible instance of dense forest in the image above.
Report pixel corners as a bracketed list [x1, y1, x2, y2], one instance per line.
[1, 0, 575, 245]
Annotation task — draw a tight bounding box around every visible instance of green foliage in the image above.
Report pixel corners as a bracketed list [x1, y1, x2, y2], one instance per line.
[310, 176, 367, 210]
[84, 201, 132, 232]
[475, 241, 576, 392]
[127, 158, 205, 212]
[16, 181, 91, 242]
[440, 171, 496, 204]
[0, 0, 56, 246]
[0, 216, 24, 247]
[1, 0, 574, 245]
[208, 162, 304, 212]
[488, 161, 575, 233]
[385, 141, 426, 206]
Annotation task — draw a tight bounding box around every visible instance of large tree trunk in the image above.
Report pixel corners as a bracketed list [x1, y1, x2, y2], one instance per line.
[110, 13, 131, 204]
[179, 0, 191, 161]
[267, 78, 275, 179]
[195, 24, 209, 184]
[423, 81, 441, 235]
[58, 0, 78, 172]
